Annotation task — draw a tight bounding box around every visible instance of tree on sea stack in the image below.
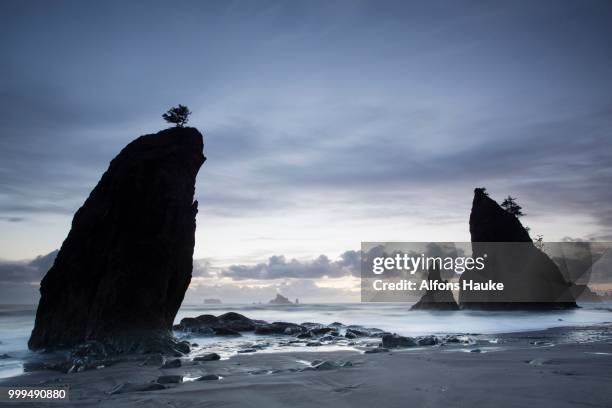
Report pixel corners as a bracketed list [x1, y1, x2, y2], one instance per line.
[475, 187, 489, 196]
[163, 104, 191, 127]
[501, 195, 525, 218]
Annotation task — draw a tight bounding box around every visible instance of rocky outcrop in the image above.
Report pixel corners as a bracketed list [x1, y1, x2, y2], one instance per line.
[381, 334, 417, 348]
[459, 188, 576, 309]
[254, 322, 304, 335]
[173, 312, 263, 335]
[345, 328, 370, 338]
[29, 127, 205, 352]
[173, 312, 384, 339]
[269, 294, 293, 305]
[193, 353, 220, 362]
[411, 265, 459, 311]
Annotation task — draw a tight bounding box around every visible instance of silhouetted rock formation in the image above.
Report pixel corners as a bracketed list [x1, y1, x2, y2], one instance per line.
[29, 127, 205, 352]
[459, 188, 576, 310]
[269, 294, 293, 305]
[411, 266, 459, 310]
[173, 312, 266, 335]
[381, 334, 417, 348]
[469, 188, 532, 243]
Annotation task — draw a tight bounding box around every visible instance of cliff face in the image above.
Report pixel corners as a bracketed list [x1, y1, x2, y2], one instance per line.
[29, 127, 205, 351]
[459, 189, 576, 309]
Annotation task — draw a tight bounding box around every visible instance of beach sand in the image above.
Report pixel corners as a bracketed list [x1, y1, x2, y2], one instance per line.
[2, 325, 612, 408]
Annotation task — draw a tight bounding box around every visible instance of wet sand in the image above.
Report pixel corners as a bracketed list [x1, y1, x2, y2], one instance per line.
[2, 324, 612, 408]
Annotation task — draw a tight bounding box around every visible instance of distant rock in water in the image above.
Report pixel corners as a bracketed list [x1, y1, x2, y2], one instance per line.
[204, 298, 222, 304]
[459, 188, 576, 310]
[29, 127, 205, 352]
[269, 294, 293, 305]
[411, 266, 459, 311]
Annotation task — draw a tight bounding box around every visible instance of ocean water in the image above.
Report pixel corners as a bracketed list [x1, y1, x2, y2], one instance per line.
[1, 302, 611, 379]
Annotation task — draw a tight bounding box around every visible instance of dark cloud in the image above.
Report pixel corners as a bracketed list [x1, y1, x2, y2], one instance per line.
[1, 0, 612, 254]
[222, 250, 360, 280]
[0, 249, 361, 303]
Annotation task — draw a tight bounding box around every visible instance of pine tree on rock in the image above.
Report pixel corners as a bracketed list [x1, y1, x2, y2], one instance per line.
[163, 105, 191, 127]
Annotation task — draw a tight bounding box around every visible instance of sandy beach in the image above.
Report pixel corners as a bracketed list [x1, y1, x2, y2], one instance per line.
[2, 324, 611, 408]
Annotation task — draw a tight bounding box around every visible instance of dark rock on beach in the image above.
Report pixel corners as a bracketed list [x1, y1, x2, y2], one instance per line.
[459, 188, 576, 310]
[173, 312, 257, 334]
[442, 335, 472, 344]
[161, 358, 182, 369]
[345, 328, 370, 338]
[416, 335, 439, 346]
[29, 127, 205, 352]
[197, 374, 220, 381]
[255, 322, 304, 335]
[382, 334, 417, 348]
[217, 312, 257, 331]
[309, 327, 337, 336]
[320, 335, 337, 341]
[23, 340, 132, 374]
[193, 353, 220, 362]
[173, 315, 217, 333]
[213, 327, 241, 336]
[156, 375, 183, 384]
[364, 348, 389, 354]
[173, 312, 311, 337]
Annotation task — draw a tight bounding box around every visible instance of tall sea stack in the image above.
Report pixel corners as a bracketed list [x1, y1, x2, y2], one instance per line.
[459, 188, 576, 309]
[29, 127, 205, 351]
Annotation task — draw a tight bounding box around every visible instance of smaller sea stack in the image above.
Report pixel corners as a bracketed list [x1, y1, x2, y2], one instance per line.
[459, 188, 576, 310]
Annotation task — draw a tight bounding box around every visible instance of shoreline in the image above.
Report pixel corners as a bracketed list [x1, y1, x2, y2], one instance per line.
[1, 323, 611, 407]
[2, 303, 612, 378]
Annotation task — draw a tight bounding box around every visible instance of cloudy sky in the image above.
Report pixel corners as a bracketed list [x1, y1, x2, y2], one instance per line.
[1, 0, 611, 303]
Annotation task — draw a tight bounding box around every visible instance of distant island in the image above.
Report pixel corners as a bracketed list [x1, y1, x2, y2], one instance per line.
[204, 298, 222, 304]
[268, 294, 295, 305]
